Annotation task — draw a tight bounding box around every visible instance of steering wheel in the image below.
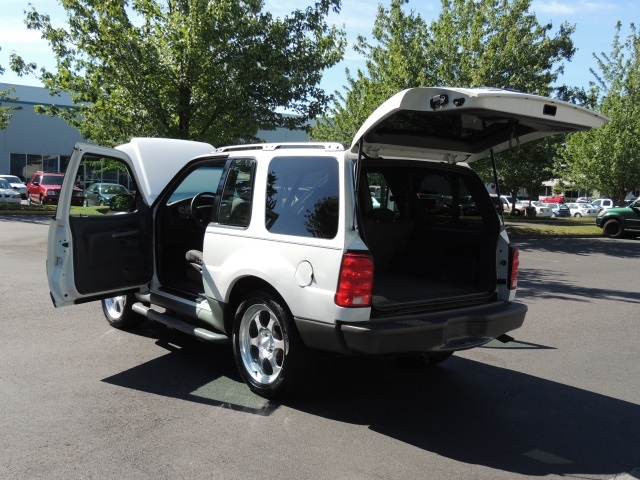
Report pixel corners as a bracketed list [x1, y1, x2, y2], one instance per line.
[190, 192, 216, 228]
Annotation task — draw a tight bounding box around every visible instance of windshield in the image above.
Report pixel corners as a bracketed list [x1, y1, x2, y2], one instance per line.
[1, 175, 21, 184]
[0, 179, 11, 189]
[42, 175, 64, 185]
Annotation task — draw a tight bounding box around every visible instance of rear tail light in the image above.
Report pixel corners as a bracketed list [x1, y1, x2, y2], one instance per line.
[508, 247, 520, 290]
[335, 253, 374, 307]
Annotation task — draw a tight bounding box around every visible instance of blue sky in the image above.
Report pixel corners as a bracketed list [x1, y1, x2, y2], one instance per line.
[1, 0, 638, 96]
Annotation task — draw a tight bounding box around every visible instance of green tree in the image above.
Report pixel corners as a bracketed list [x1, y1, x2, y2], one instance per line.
[311, 0, 577, 211]
[1, 47, 21, 130]
[312, 0, 575, 143]
[10, 0, 345, 147]
[561, 22, 640, 205]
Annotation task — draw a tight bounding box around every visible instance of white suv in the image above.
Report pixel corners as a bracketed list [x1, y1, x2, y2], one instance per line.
[47, 87, 606, 397]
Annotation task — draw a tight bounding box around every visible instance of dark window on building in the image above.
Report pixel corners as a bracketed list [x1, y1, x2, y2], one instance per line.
[266, 156, 339, 239]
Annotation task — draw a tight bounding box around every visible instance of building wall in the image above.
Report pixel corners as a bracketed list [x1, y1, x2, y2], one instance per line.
[1, 83, 85, 180]
[1, 82, 310, 181]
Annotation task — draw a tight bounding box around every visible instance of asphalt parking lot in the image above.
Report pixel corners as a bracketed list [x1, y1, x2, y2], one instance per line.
[1, 214, 639, 479]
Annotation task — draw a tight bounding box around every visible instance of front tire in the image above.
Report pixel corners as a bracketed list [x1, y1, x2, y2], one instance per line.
[102, 294, 144, 330]
[603, 219, 624, 238]
[574, 213, 582, 218]
[233, 291, 311, 398]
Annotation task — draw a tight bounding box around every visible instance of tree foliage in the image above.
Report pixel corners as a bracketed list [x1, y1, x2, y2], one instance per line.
[0, 47, 21, 130]
[311, 0, 577, 209]
[561, 22, 640, 204]
[10, 0, 345, 147]
[312, 0, 576, 144]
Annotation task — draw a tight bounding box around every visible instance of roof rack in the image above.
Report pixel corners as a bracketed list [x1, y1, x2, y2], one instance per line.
[216, 142, 347, 153]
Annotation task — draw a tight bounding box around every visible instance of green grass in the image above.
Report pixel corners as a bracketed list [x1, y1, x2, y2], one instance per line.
[504, 214, 602, 237]
[0, 203, 110, 215]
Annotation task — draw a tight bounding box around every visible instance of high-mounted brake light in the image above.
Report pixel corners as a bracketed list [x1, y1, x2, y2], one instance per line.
[509, 248, 520, 290]
[335, 253, 374, 307]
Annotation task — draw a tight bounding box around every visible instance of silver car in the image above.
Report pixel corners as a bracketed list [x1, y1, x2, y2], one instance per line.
[0, 174, 27, 200]
[0, 178, 22, 204]
[566, 202, 598, 217]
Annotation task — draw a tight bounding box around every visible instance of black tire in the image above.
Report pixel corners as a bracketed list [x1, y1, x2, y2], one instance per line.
[574, 213, 582, 218]
[101, 294, 144, 330]
[395, 352, 454, 368]
[233, 290, 311, 399]
[603, 219, 624, 238]
[551, 212, 557, 217]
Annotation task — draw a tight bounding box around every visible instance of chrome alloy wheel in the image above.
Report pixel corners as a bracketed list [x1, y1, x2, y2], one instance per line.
[238, 304, 286, 386]
[103, 295, 127, 320]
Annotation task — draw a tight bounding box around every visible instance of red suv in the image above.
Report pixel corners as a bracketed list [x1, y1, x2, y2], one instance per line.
[26, 172, 84, 206]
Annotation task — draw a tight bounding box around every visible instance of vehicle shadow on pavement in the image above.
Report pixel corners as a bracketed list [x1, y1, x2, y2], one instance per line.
[284, 354, 640, 478]
[100, 321, 639, 478]
[101, 322, 276, 415]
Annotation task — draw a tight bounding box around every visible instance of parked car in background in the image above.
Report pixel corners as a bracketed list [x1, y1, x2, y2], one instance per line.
[0, 174, 27, 199]
[83, 182, 131, 206]
[576, 197, 593, 203]
[592, 198, 615, 211]
[565, 202, 598, 217]
[539, 195, 565, 203]
[523, 201, 552, 218]
[545, 203, 571, 217]
[596, 197, 640, 238]
[26, 171, 84, 206]
[500, 195, 525, 214]
[0, 178, 22, 204]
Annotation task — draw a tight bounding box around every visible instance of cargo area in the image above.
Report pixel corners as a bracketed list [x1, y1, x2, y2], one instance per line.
[360, 161, 500, 311]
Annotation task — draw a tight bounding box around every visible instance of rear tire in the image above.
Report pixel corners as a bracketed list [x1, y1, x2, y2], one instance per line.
[603, 219, 624, 238]
[574, 213, 582, 217]
[102, 294, 144, 330]
[233, 290, 312, 398]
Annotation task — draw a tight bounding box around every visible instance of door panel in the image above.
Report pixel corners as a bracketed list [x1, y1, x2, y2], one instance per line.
[47, 143, 152, 307]
[70, 213, 151, 294]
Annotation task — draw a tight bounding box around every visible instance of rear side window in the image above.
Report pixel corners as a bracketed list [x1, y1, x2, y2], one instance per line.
[218, 158, 256, 227]
[266, 156, 339, 239]
[412, 171, 488, 226]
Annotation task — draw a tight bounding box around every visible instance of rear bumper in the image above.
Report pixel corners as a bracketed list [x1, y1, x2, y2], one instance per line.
[296, 301, 527, 355]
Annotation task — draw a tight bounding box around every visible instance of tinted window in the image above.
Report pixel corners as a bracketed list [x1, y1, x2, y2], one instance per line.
[218, 158, 255, 227]
[413, 171, 487, 226]
[266, 156, 339, 239]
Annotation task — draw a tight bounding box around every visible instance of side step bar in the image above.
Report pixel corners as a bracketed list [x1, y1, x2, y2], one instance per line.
[131, 302, 230, 344]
